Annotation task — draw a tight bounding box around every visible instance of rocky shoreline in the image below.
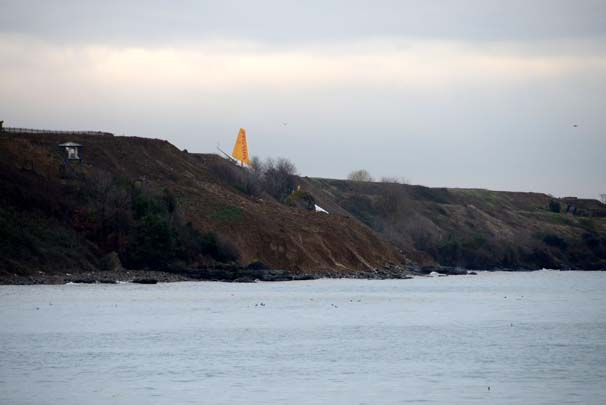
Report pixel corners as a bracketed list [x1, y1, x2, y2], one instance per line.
[0, 267, 320, 285]
[0, 264, 485, 285]
[3, 264, 600, 285]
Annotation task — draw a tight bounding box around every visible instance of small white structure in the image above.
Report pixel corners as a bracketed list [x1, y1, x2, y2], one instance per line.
[314, 204, 329, 214]
[601, 194, 606, 205]
[58, 142, 82, 161]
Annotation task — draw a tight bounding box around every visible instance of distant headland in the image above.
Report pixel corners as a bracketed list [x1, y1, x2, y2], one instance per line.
[1, 127, 605, 284]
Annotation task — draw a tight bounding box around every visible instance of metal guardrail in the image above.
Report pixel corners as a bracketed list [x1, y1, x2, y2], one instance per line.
[0, 127, 113, 136]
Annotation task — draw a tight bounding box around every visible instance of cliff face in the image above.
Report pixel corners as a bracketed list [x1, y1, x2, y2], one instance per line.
[303, 178, 606, 270]
[0, 132, 405, 283]
[1, 131, 605, 284]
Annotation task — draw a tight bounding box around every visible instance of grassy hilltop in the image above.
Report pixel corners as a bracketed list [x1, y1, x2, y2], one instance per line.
[1, 130, 605, 283]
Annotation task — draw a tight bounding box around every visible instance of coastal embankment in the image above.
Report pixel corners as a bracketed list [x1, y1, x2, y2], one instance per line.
[1, 130, 604, 284]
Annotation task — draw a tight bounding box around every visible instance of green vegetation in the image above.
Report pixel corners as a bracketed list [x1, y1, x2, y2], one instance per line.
[285, 189, 315, 210]
[548, 199, 561, 213]
[76, 178, 239, 270]
[522, 211, 573, 226]
[456, 189, 501, 204]
[578, 218, 596, 231]
[210, 206, 244, 222]
[341, 195, 376, 227]
[125, 189, 238, 268]
[0, 205, 95, 272]
[434, 234, 494, 269]
[208, 156, 298, 203]
[542, 233, 568, 250]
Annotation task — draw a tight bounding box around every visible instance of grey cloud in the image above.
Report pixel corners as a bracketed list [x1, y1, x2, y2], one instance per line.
[1, 0, 605, 45]
[0, 1, 604, 198]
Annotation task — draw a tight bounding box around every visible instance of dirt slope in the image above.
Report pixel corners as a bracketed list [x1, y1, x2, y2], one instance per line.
[2, 130, 604, 283]
[0, 131, 405, 282]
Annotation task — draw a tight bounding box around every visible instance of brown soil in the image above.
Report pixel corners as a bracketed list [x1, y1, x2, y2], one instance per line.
[1, 130, 604, 284]
[0, 131, 406, 283]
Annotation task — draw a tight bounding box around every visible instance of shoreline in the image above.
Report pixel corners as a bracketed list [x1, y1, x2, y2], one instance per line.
[1, 266, 603, 286]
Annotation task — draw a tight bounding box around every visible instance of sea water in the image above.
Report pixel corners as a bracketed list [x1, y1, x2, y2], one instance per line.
[1, 271, 605, 404]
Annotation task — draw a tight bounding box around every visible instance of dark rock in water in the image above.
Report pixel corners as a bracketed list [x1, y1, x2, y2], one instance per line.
[468, 271, 478, 275]
[166, 266, 318, 283]
[418, 266, 468, 276]
[132, 278, 158, 284]
[99, 279, 118, 284]
[70, 279, 96, 284]
[233, 276, 256, 283]
[413, 266, 476, 276]
[292, 274, 319, 281]
[439, 267, 468, 275]
[418, 267, 436, 275]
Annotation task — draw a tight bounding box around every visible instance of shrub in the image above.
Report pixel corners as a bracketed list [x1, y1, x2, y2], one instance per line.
[375, 191, 399, 214]
[542, 233, 567, 249]
[380, 176, 410, 184]
[125, 214, 176, 268]
[548, 199, 561, 213]
[285, 190, 315, 210]
[348, 169, 373, 182]
[207, 159, 261, 197]
[81, 174, 241, 269]
[213, 155, 298, 202]
[252, 157, 298, 202]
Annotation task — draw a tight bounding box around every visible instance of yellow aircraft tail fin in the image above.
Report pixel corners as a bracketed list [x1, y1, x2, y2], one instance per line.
[231, 128, 250, 165]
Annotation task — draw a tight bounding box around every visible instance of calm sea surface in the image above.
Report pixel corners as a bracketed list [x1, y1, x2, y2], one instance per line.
[1, 271, 605, 404]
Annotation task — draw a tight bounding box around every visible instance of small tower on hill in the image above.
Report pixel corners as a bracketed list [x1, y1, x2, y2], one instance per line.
[58, 142, 83, 162]
[58, 142, 83, 179]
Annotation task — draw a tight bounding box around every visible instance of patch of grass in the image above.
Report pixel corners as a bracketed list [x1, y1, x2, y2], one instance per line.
[578, 218, 596, 231]
[285, 190, 315, 210]
[453, 189, 502, 207]
[524, 211, 573, 226]
[210, 206, 244, 222]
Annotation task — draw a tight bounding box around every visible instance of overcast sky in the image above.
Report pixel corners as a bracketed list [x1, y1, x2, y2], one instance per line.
[1, 0, 604, 198]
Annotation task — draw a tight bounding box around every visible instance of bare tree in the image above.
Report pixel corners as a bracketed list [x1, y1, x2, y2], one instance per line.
[261, 157, 298, 201]
[245, 156, 299, 201]
[348, 169, 373, 182]
[380, 176, 410, 184]
[276, 157, 297, 176]
[249, 156, 264, 179]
